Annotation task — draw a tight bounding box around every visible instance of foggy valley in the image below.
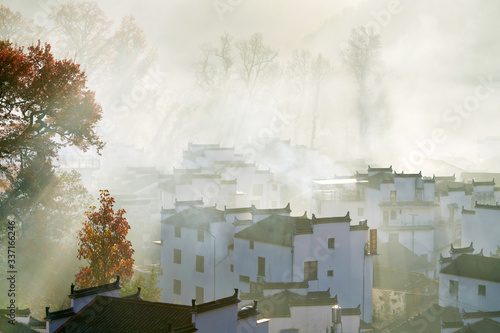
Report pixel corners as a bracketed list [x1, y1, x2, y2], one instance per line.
[1, 0, 500, 332]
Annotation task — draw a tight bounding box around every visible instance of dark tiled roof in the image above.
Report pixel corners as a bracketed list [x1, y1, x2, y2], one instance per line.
[475, 202, 500, 210]
[440, 254, 500, 282]
[289, 294, 338, 307]
[238, 301, 260, 320]
[306, 289, 331, 298]
[121, 287, 143, 300]
[261, 281, 309, 290]
[251, 203, 291, 215]
[439, 253, 452, 264]
[361, 172, 395, 190]
[161, 206, 224, 230]
[379, 200, 437, 207]
[232, 217, 253, 226]
[454, 318, 500, 332]
[448, 185, 466, 192]
[367, 165, 393, 172]
[434, 174, 456, 182]
[340, 305, 361, 316]
[462, 207, 475, 215]
[174, 198, 204, 207]
[311, 212, 351, 224]
[45, 307, 75, 321]
[472, 179, 495, 186]
[221, 179, 237, 185]
[69, 277, 121, 299]
[350, 220, 369, 231]
[374, 241, 434, 271]
[29, 316, 45, 328]
[393, 171, 422, 177]
[450, 242, 474, 254]
[225, 206, 252, 214]
[55, 296, 193, 332]
[193, 289, 239, 314]
[234, 214, 312, 247]
[463, 310, 500, 319]
[257, 290, 305, 318]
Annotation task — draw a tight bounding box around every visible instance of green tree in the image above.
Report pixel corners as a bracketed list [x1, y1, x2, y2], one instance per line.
[120, 266, 162, 302]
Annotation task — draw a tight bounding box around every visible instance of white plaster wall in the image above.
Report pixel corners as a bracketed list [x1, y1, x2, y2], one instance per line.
[439, 273, 500, 311]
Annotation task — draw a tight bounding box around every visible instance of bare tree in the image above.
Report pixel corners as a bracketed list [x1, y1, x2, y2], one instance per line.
[310, 53, 331, 148]
[235, 33, 278, 95]
[341, 26, 381, 142]
[288, 49, 332, 148]
[197, 32, 234, 91]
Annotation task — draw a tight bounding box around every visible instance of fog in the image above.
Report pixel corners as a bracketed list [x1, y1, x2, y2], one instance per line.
[2, 0, 500, 321]
[4, 0, 500, 175]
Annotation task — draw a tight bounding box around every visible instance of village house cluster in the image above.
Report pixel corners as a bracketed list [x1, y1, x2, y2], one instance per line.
[5, 141, 500, 332]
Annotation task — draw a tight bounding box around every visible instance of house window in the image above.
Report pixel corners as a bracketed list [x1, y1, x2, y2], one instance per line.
[383, 211, 389, 224]
[328, 238, 335, 249]
[230, 264, 234, 272]
[197, 230, 204, 242]
[327, 270, 334, 277]
[358, 207, 364, 216]
[478, 284, 486, 296]
[390, 191, 396, 203]
[450, 280, 459, 297]
[174, 249, 181, 264]
[258, 257, 266, 277]
[390, 210, 397, 220]
[173, 279, 181, 295]
[175, 226, 181, 238]
[239, 275, 250, 283]
[304, 261, 318, 281]
[253, 184, 263, 196]
[249, 240, 254, 249]
[196, 255, 204, 273]
[196, 286, 204, 303]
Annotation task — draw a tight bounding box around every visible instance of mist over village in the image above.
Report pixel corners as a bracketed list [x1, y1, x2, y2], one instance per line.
[1, 0, 500, 332]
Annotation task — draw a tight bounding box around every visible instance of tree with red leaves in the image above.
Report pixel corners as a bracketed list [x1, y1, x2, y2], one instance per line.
[75, 190, 134, 288]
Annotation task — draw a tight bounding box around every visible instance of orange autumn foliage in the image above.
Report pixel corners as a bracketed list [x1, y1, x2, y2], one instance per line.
[75, 190, 134, 288]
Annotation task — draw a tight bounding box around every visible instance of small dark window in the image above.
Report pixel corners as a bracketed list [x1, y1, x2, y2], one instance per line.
[173, 279, 181, 295]
[258, 257, 265, 277]
[304, 261, 318, 281]
[328, 238, 335, 249]
[196, 286, 204, 303]
[327, 270, 334, 277]
[197, 230, 204, 242]
[230, 264, 234, 272]
[478, 284, 486, 296]
[196, 255, 204, 273]
[239, 275, 250, 283]
[390, 210, 397, 220]
[249, 240, 254, 249]
[175, 225, 181, 238]
[390, 191, 396, 203]
[174, 249, 181, 264]
[450, 280, 458, 297]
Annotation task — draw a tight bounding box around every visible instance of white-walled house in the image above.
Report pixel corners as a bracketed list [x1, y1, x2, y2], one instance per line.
[45, 278, 268, 332]
[233, 210, 375, 324]
[439, 252, 500, 312]
[462, 203, 500, 256]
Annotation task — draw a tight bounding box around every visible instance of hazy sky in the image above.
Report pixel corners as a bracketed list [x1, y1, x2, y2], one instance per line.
[3, 0, 500, 172]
